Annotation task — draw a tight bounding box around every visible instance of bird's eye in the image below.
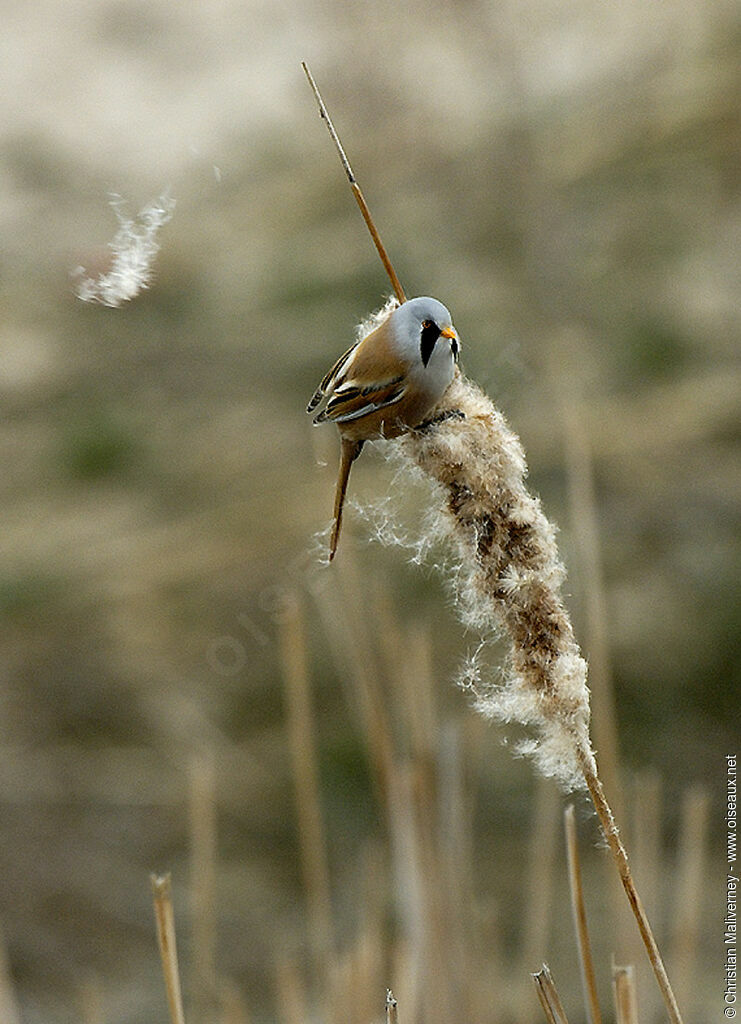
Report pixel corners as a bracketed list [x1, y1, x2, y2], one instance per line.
[419, 320, 441, 367]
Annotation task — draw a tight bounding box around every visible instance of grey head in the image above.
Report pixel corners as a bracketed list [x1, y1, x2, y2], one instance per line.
[391, 296, 460, 368]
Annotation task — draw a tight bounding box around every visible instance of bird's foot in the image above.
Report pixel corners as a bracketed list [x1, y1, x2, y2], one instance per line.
[415, 408, 466, 432]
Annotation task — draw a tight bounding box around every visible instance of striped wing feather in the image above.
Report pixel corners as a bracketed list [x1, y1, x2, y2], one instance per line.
[306, 341, 359, 414]
[314, 376, 406, 423]
[308, 318, 409, 424]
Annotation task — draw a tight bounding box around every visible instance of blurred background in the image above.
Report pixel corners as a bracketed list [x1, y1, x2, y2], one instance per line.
[0, 0, 738, 1021]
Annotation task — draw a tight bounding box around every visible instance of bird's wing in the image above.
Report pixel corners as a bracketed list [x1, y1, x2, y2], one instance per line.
[307, 315, 407, 419]
[306, 341, 360, 414]
[313, 375, 406, 424]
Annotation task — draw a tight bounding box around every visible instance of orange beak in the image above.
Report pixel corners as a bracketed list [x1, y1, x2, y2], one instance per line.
[440, 326, 457, 339]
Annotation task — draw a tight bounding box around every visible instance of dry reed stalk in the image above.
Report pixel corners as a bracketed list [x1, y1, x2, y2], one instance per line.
[368, 366, 686, 1023]
[189, 754, 217, 1021]
[531, 964, 570, 1024]
[151, 873, 187, 1024]
[668, 784, 709, 1016]
[612, 963, 639, 1024]
[564, 805, 602, 1024]
[0, 923, 21, 1024]
[278, 593, 334, 972]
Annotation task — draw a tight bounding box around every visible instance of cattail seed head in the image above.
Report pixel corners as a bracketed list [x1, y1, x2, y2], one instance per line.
[356, 303, 596, 790]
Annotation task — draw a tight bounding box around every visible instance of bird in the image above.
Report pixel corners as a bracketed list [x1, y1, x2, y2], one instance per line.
[308, 295, 460, 560]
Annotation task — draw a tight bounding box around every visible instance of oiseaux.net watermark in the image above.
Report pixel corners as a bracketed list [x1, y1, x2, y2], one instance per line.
[725, 754, 738, 1017]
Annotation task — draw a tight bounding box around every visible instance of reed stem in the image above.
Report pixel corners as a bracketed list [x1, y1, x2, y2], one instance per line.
[531, 964, 570, 1024]
[151, 873, 187, 1024]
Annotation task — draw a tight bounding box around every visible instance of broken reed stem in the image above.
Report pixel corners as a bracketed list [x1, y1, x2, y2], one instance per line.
[388, 370, 684, 1024]
[612, 963, 639, 1024]
[564, 805, 602, 1024]
[531, 964, 570, 1024]
[386, 988, 399, 1024]
[151, 873, 187, 1024]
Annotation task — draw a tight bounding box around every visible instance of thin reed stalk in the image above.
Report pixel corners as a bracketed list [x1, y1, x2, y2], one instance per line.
[151, 873, 187, 1024]
[564, 805, 602, 1024]
[531, 964, 570, 1024]
[612, 963, 639, 1024]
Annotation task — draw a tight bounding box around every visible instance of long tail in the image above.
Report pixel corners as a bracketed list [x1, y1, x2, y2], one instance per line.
[329, 438, 364, 560]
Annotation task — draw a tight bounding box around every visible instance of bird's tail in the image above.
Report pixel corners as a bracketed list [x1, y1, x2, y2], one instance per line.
[329, 438, 364, 560]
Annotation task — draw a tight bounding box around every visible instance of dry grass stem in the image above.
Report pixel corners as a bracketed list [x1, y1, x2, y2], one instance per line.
[151, 873, 187, 1024]
[531, 964, 570, 1024]
[279, 593, 335, 969]
[612, 963, 639, 1024]
[189, 754, 218, 1020]
[564, 805, 602, 1024]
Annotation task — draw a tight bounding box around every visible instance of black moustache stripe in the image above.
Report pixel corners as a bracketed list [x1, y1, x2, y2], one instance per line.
[420, 321, 441, 367]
